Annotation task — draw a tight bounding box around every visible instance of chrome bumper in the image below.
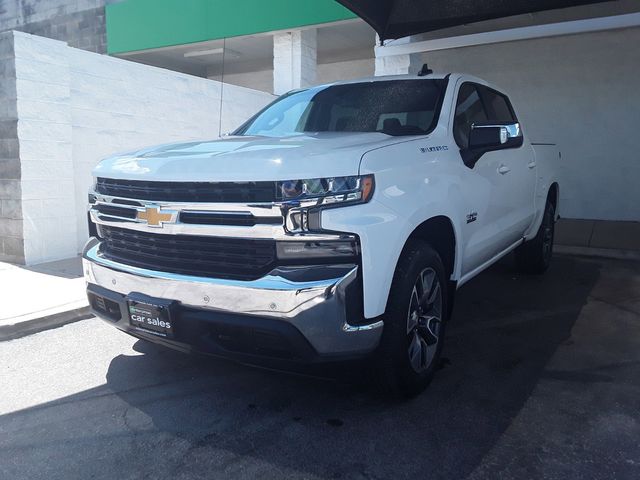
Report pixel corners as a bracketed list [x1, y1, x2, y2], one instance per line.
[82, 240, 383, 356]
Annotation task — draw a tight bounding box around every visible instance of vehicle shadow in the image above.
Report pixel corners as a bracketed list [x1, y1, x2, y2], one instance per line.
[97, 254, 601, 479]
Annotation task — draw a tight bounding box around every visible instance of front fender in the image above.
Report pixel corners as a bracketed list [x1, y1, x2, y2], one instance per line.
[321, 200, 409, 319]
[323, 137, 467, 318]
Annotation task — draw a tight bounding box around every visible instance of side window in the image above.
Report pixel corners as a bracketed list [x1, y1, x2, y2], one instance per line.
[479, 86, 516, 123]
[453, 83, 489, 149]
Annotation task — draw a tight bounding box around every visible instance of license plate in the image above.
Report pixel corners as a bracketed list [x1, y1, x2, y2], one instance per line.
[127, 295, 174, 338]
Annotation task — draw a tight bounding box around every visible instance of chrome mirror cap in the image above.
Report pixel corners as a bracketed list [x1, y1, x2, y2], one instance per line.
[473, 122, 522, 141]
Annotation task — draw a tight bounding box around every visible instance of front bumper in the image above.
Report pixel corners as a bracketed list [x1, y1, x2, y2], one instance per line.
[83, 240, 383, 363]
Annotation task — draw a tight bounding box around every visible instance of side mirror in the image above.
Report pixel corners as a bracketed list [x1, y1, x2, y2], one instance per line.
[469, 123, 522, 150]
[462, 123, 523, 168]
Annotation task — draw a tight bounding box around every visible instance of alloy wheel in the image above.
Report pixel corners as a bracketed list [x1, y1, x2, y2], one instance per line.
[406, 267, 443, 373]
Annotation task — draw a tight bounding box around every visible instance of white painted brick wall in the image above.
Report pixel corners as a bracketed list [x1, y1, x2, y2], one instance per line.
[9, 31, 274, 264]
[13, 33, 74, 263]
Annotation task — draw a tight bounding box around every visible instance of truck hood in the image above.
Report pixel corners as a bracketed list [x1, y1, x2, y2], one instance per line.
[93, 133, 401, 182]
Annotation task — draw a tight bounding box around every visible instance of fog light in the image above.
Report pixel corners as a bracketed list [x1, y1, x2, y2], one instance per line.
[276, 240, 359, 261]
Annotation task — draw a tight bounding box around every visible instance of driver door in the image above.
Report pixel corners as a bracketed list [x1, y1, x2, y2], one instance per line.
[454, 82, 514, 275]
[476, 85, 536, 241]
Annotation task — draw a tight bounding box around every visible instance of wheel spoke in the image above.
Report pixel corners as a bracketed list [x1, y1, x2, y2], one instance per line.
[410, 286, 420, 310]
[408, 332, 424, 372]
[407, 287, 420, 333]
[419, 337, 428, 370]
[407, 310, 419, 334]
[424, 337, 437, 367]
[418, 315, 440, 346]
[426, 281, 441, 313]
[418, 269, 435, 306]
[415, 273, 426, 304]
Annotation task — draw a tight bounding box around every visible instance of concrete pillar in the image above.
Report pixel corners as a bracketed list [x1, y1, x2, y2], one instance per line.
[273, 29, 317, 95]
[374, 35, 423, 76]
[0, 32, 23, 263]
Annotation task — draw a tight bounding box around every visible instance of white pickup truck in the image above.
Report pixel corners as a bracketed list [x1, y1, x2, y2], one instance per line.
[84, 72, 559, 395]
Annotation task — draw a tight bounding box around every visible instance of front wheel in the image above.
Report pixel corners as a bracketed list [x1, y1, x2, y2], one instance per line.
[515, 199, 555, 274]
[376, 240, 448, 397]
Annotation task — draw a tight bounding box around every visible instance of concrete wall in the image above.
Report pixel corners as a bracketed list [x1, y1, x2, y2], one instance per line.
[317, 58, 374, 84]
[1, 31, 274, 265]
[215, 58, 375, 94]
[211, 69, 275, 94]
[0, 0, 114, 53]
[421, 26, 640, 222]
[13, 32, 75, 265]
[0, 32, 22, 263]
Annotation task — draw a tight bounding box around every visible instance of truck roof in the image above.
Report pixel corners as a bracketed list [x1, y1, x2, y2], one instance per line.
[306, 72, 499, 97]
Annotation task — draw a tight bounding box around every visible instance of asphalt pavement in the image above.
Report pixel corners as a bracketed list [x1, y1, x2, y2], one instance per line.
[1, 254, 639, 480]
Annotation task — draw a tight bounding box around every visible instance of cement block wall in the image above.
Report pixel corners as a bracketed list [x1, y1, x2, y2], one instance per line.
[210, 58, 375, 94]
[421, 26, 640, 222]
[2, 31, 274, 265]
[12, 32, 75, 264]
[316, 58, 374, 85]
[0, 0, 114, 53]
[0, 32, 23, 263]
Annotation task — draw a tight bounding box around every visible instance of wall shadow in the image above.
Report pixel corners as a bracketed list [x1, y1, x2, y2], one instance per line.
[22, 256, 84, 279]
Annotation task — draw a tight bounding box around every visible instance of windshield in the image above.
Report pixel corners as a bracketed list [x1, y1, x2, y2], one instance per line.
[234, 79, 448, 138]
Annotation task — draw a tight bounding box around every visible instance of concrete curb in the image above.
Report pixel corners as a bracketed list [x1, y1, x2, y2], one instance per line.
[0, 302, 92, 342]
[555, 245, 640, 261]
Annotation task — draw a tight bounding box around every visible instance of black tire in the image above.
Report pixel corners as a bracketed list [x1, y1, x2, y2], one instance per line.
[515, 199, 555, 274]
[376, 239, 449, 397]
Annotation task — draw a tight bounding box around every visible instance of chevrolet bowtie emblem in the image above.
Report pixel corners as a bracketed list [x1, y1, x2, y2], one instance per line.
[137, 206, 175, 227]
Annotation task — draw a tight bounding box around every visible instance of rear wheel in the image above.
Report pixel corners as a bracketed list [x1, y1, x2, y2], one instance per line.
[376, 240, 448, 397]
[515, 199, 555, 274]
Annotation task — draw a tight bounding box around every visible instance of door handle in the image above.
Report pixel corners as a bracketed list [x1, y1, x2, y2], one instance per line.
[527, 161, 537, 169]
[497, 165, 511, 175]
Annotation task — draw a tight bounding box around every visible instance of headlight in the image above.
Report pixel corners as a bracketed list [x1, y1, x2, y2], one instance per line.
[278, 175, 375, 233]
[277, 175, 374, 204]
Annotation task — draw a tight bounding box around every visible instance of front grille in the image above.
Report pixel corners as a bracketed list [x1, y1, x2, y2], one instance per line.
[99, 226, 277, 280]
[96, 178, 277, 203]
[95, 204, 137, 219]
[179, 211, 282, 226]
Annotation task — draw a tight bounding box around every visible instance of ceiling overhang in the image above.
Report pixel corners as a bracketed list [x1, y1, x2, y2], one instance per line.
[334, 0, 620, 41]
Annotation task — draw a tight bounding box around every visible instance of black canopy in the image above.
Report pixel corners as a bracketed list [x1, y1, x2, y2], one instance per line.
[335, 0, 618, 41]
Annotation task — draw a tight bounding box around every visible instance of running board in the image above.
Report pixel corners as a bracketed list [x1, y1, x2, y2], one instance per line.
[457, 238, 525, 288]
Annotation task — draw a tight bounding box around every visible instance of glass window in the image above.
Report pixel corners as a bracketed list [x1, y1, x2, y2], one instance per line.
[453, 83, 488, 149]
[479, 86, 516, 123]
[235, 80, 447, 137]
[236, 91, 315, 137]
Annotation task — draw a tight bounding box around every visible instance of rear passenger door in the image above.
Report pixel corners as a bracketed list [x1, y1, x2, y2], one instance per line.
[477, 86, 536, 243]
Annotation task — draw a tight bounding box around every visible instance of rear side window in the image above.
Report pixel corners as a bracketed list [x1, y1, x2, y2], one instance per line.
[453, 83, 488, 149]
[479, 86, 517, 123]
